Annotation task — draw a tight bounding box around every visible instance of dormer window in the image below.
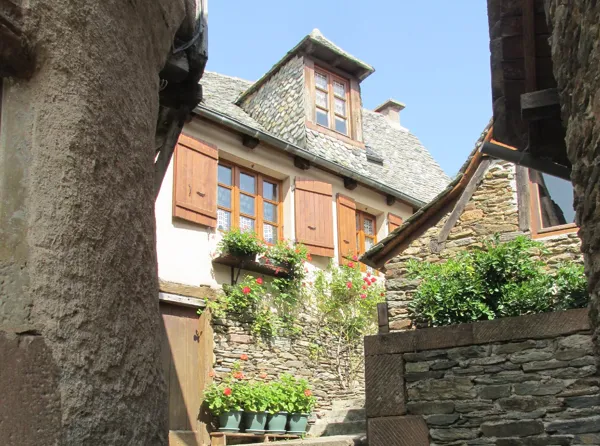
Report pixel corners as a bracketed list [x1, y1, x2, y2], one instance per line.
[314, 67, 350, 136]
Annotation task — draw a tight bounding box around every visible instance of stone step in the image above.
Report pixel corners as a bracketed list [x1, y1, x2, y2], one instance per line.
[316, 421, 366, 437]
[332, 399, 365, 411]
[318, 408, 366, 423]
[244, 434, 367, 446]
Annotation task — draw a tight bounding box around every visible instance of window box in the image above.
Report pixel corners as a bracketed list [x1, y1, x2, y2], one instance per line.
[212, 253, 291, 279]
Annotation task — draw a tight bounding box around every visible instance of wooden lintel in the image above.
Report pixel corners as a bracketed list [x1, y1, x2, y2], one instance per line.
[0, 4, 35, 78]
[343, 177, 358, 190]
[386, 195, 396, 206]
[521, 88, 561, 121]
[294, 156, 310, 170]
[242, 134, 260, 149]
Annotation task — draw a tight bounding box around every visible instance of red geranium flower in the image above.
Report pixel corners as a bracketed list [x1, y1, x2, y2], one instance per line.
[348, 262, 354, 268]
[362, 285, 367, 290]
[307, 254, 312, 261]
[265, 258, 271, 264]
[224, 387, 232, 396]
[360, 294, 367, 299]
[380, 292, 385, 297]
[363, 277, 370, 283]
[367, 272, 371, 277]
[370, 277, 377, 283]
[240, 354, 249, 361]
[242, 286, 251, 294]
[352, 255, 358, 261]
[208, 370, 216, 378]
[233, 371, 244, 379]
[256, 277, 263, 285]
[295, 248, 300, 253]
[346, 281, 353, 289]
[304, 389, 312, 397]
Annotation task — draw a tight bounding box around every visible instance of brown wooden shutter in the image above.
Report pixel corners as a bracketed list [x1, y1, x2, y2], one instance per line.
[388, 213, 403, 233]
[337, 194, 357, 265]
[295, 178, 334, 257]
[173, 134, 218, 228]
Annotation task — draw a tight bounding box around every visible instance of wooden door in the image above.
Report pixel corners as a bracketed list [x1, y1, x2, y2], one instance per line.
[160, 303, 213, 445]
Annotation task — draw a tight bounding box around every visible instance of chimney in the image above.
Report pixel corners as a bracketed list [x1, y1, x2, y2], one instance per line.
[374, 99, 406, 129]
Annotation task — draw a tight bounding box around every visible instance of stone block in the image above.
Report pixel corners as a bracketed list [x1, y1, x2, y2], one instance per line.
[405, 371, 445, 382]
[430, 360, 459, 370]
[405, 362, 430, 373]
[407, 377, 476, 401]
[509, 350, 554, 364]
[514, 380, 566, 396]
[365, 354, 405, 418]
[227, 334, 253, 344]
[564, 395, 600, 408]
[368, 415, 429, 446]
[545, 415, 600, 434]
[498, 396, 561, 412]
[522, 359, 569, 371]
[455, 400, 494, 413]
[406, 401, 455, 415]
[430, 427, 479, 441]
[479, 384, 511, 399]
[496, 435, 572, 445]
[481, 420, 544, 437]
[425, 413, 460, 426]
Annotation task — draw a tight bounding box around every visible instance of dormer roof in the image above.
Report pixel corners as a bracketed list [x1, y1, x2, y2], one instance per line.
[236, 29, 375, 105]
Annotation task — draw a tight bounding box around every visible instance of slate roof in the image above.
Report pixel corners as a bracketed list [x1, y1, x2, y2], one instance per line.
[199, 71, 450, 205]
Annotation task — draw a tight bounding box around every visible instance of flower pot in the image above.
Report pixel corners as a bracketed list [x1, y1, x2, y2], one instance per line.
[243, 411, 268, 434]
[266, 412, 288, 434]
[218, 410, 243, 432]
[229, 251, 256, 263]
[287, 413, 309, 434]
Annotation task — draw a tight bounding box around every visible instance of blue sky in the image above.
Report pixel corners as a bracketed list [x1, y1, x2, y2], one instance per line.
[206, 1, 491, 177]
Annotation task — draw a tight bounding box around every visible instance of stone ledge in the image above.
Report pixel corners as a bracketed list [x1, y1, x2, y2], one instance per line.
[159, 279, 216, 300]
[365, 308, 589, 356]
[367, 415, 429, 446]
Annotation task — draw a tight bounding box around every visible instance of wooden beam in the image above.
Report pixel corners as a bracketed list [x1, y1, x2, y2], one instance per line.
[437, 159, 492, 245]
[521, 88, 561, 121]
[242, 134, 260, 149]
[343, 177, 358, 191]
[522, 0, 537, 93]
[515, 166, 531, 232]
[160, 52, 189, 83]
[154, 118, 183, 199]
[481, 141, 571, 181]
[377, 302, 389, 334]
[0, 2, 35, 78]
[294, 156, 310, 170]
[386, 195, 396, 206]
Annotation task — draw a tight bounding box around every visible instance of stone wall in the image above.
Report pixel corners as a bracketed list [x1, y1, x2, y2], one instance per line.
[384, 159, 582, 331]
[239, 55, 306, 146]
[210, 311, 365, 413]
[365, 308, 599, 445]
[545, 0, 600, 358]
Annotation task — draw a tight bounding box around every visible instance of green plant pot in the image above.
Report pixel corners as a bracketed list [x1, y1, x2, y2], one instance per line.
[287, 413, 309, 434]
[218, 410, 243, 432]
[266, 412, 288, 434]
[243, 411, 268, 434]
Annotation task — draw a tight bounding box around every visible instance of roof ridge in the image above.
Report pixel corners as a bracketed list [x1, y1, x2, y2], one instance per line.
[203, 70, 254, 84]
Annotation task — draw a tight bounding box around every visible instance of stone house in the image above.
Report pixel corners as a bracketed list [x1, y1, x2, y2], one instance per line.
[154, 29, 449, 440]
[361, 124, 582, 331]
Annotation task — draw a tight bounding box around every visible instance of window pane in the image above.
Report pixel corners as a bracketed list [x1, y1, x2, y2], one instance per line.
[263, 181, 278, 201]
[365, 237, 374, 250]
[240, 194, 255, 216]
[217, 209, 231, 231]
[240, 216, 255, 232]
[333, 80, 345, 97]
[315, 72, 328, 90]
[335, 117, 347, 135]
[218, 186, 231, 208]
[356, 214, 360, 230]
[334, 98, 346, 116]
[364, 218, 374, 236]
[218, 165, 232, 186]
[316, 109, 329, 127]
[240, 173, 255, 194]
[537, 173, 575, 227]
[264, 224, 277, 244]
[264, 202, 277, 223]
[316, 90, 328, 108]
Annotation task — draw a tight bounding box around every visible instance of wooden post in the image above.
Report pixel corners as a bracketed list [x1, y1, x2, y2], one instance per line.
[377, 302, 389, 334]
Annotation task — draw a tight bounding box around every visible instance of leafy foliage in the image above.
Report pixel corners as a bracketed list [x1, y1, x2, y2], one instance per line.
[217, 228, 266, 257]
[407, 235, 588, 327]
[278, 374, 316, 414]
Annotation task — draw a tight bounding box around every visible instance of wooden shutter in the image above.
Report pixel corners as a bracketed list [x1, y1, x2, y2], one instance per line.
[173, 134, 218, 228]
[295, 178, 334, 257]
[337, 194, 357, 265]
[388, 213, 403, 233]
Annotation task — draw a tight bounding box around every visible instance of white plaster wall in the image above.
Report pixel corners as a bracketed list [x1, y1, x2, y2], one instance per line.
[155, 117, 413, 288]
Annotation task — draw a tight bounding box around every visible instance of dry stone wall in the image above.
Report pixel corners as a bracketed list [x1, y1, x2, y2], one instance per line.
[239, 55, 306, 146]
[210, 312, 365, 413]
[384, 160, 582, 331]
[365, 309, 599, 446]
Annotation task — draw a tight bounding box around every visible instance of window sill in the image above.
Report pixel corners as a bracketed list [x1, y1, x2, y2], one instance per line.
[306, 120, 365, 149]
[532, 223, 578, 239]
[212, 253, 291, 278]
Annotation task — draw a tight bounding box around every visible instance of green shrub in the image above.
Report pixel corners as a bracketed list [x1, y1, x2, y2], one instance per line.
[407, 235, 588, 327]
[217, 228, 265, 257]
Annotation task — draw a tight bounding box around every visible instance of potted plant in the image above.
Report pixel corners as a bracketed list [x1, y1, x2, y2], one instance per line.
[217, 228, 265, 261]
[203, 381, 244, 432]
[280, 374, 316, 434]
[240, 381, 270, 434]
[265, 380, 289, 434]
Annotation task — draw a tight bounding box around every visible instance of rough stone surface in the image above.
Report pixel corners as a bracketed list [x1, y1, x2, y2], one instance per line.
[545, 0, 600, 372]
[383, 159, 583, 330]
[0, 1, 187, 444]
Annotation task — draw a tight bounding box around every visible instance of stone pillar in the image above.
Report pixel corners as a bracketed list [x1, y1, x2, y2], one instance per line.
[544, 1, 600, 356]
[0, 1, 188, 444]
